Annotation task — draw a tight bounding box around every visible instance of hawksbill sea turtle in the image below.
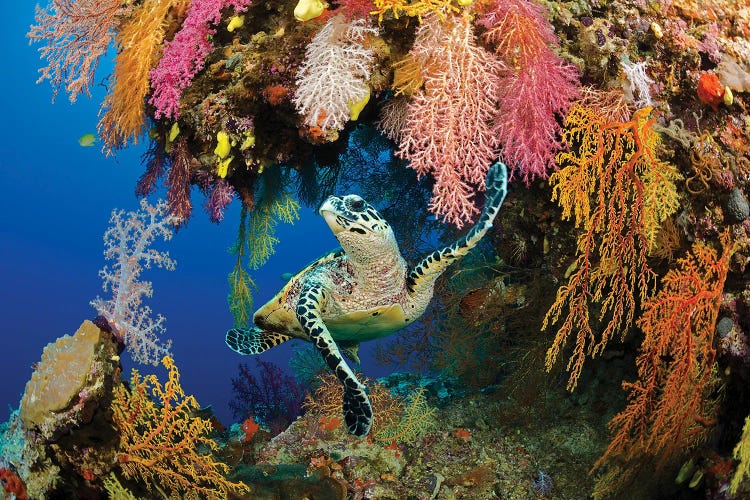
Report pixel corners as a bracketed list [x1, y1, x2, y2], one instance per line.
[226, 161, 509, 437]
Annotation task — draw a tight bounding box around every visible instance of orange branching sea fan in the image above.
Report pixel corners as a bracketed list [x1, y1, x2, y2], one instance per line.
[592, 231, 734, 496]
[543, 105, 682, 391]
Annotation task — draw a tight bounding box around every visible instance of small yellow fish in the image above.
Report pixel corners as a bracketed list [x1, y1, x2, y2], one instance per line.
[78, 133, 96, 147]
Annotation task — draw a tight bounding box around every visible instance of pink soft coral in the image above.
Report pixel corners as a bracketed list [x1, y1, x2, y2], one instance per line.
[149, 0, 252, 119]
[479, 0, 579, 184]
[396, 15, 504, 228]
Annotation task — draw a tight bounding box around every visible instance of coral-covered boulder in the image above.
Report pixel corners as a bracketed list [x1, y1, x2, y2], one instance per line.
[20, 320, 118, 437]
[15, 320, 121, 497]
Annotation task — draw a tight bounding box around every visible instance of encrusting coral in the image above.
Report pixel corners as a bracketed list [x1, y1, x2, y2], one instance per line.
[15, 321, 120, 497]
[20, 321, 117, 435]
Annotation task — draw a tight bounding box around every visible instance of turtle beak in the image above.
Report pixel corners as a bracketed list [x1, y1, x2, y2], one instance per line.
[320, 197, 345, 235]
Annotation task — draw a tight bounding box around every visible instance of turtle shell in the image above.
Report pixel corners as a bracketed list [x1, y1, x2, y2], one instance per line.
[253, 249, 408, 342]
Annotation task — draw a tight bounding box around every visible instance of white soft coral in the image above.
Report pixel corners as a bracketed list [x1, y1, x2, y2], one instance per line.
[293, 15, 378, 134]
[90, 199, 178, 365]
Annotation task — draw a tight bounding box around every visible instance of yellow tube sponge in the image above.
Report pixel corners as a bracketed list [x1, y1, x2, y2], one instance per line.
[217, 156, 233, 178]
[214, 130, 231, 159]
[294, 0, 326, 21]
[240, 131, 255, 150]
[349, 88, 370, 121]
[227, 15, 244, 32]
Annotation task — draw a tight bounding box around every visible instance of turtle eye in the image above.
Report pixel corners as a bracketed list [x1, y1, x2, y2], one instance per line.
[348, 197, 365, 212]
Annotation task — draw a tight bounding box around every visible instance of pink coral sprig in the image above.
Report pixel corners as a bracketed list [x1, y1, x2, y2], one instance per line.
[396, 15, 503, 228]
[479, 0, 579, 184]
[149, 0, 252, 120]
[204, 178, 236, 223]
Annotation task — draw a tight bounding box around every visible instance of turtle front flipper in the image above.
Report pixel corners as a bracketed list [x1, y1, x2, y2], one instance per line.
[296, 281, 373, 437]
[407, 161, 509, 300]
[226, 327, 292, 355]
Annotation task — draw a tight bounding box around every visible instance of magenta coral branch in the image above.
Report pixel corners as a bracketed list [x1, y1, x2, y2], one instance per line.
[204, 178, 236, 224]
[149, 0, 252, 120]
[494, 63, 580, 184]
[479, 0, 579, 184]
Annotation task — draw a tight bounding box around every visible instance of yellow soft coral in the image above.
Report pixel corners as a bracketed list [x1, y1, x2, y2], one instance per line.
[543, 105, 682, 391]
[112, 356, 249, 498]
[731, 416, 750, 494]
[372, 0, 458, 22]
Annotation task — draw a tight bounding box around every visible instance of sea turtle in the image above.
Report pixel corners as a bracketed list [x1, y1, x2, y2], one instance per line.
[226, 161, 508, 437]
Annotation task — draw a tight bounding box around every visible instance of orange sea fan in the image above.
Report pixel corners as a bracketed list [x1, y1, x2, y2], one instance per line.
[592, 232, 733, 496]
[543, 105, 682, 391]
[98, 0, 191, 153]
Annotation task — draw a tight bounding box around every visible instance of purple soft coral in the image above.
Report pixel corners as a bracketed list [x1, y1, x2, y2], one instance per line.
[204, 178, 236, 224]
[229, 359, 306, 435]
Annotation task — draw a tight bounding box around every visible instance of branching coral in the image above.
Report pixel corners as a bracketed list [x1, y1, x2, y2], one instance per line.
[28, 0, 129, 102]
[227, 173, 300, 326]
[592, 233, 732, 497]
[90, 199, 178, 365]
[478, 0, 579, 184]
[371, 0, 458, 22]
[543, 105, 682, 391]
[228, 205, 258, 328]
[731, 415, 750, 495]
[98, 0, 191, 152]
[395, 14, 503, 228]
[148, 0, 253, 120]
[303, 373, 435, 444]
[112, 356, 249, 498]
[293, 15, 379, 137]
[229, 359, 306, 434]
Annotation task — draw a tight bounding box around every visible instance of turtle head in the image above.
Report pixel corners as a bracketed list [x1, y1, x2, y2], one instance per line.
[319, 195, 397, 259]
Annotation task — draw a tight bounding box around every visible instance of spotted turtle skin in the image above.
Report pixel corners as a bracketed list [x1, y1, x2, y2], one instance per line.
[226, 161, 508, 436]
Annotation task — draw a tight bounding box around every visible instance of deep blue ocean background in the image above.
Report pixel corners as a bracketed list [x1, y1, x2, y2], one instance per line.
[0, 5, 392, 426]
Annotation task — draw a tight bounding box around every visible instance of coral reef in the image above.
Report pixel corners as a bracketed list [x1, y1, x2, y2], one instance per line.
[543, 104, 682, 390]
[113, 356, 249, 498]
[17, 0, 750, 497]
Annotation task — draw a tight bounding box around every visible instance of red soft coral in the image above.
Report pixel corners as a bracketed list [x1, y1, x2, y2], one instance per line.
[0, 468, 28, 500]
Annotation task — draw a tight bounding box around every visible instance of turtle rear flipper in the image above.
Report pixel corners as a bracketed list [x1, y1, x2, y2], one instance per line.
[225, 327, 292, 355]
[343, 384, 373, 436]
[296, 281, 373, 437]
